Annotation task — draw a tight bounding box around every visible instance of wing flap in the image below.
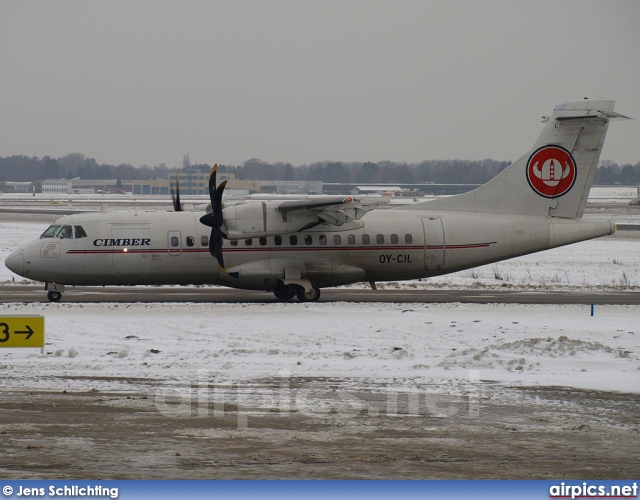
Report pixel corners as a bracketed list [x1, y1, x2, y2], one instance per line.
[276, 196, 354, 213]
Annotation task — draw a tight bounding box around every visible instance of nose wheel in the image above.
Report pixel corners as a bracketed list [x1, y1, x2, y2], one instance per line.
[47, 291, 62, 302]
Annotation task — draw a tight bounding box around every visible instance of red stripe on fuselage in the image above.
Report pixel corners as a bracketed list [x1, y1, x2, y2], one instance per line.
[65, 242, 496, 255]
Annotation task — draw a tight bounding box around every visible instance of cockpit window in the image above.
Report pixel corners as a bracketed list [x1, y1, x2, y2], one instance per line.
[74, 226, 87, 238]
[41, 225, 61, 238]
[59, 226, 73, 239]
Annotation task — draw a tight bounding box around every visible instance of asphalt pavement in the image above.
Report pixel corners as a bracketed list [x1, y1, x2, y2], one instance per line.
[2, 284, 639, 304]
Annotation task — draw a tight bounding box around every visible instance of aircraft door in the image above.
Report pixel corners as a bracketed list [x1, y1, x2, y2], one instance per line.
[167, 230, 182, 256]
[111, 227, 151, 276]
[422, 218, 445, 270]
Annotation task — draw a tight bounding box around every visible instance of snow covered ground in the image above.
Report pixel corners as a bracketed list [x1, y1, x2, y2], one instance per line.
[589, 186, 639, 203]
[0, 302, 638, 411]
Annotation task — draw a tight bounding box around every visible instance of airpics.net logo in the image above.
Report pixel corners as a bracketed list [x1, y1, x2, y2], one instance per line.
[153, 369, 484, 425]
[549, 482, 638, 499]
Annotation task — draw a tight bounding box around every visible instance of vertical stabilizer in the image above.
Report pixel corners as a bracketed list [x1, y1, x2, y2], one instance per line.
[414, 99, 628, 218]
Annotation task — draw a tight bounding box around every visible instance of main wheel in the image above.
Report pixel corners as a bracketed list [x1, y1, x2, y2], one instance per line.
[47, 291, 62, 302]
[296, 286, 320, 302]
[274, 286, 296, 300]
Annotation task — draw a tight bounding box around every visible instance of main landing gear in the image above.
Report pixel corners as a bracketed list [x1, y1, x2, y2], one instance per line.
[296, 285, 320, 302]
[273, 283, 321, 302]
[47, 291, 62, 302]
[274, 286, 297, 301]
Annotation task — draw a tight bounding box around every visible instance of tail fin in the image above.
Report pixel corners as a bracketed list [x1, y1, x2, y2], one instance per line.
[415, 99, 628, 218]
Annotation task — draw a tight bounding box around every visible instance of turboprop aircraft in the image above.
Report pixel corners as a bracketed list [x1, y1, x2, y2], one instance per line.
[5, 99, 628, 302]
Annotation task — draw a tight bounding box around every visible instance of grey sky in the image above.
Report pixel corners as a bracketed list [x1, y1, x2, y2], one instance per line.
[1, 1, 639, 168]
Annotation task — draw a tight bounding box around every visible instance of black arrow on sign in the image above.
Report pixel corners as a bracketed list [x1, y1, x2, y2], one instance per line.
[15, 325, 34, 340]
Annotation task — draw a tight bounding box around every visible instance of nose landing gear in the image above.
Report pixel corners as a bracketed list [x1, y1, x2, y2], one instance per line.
[45, 282, 65, 302]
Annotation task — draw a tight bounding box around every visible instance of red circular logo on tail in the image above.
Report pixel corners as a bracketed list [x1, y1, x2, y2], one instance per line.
[526, 145, 577, 198]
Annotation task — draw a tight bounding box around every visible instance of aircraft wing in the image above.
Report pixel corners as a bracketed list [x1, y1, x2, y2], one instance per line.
[215, 195, 389, 239]
[277, 196, 387, 226]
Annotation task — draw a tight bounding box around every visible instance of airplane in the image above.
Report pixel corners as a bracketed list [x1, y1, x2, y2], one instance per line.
[5, 98, 629, 303]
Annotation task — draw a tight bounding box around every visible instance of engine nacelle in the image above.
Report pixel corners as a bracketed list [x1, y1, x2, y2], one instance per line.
[222, 201, 320, 239]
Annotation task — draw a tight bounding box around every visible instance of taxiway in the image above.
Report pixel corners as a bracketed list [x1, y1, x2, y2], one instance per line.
[2, 284, 640, 305]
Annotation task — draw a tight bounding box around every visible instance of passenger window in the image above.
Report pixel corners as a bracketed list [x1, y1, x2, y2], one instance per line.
[274, 236, 282, 246]
[390, 234, 398, 244]
[290, 235, 298, 245]
[405, 234, 413, 244]
[376, 234, 384, 244]
[186, 236, 194, 247]
[259, 237, 267, 246]
[305, 235, 312, 245]
[348, 234, 355, 245]
[333, 235, 341, 245]
[74, 226, 87, 238]
[230, 240, 238, 246]
[59, 226, 73, 239]
[319, 235, 327, 245]
[201, 235, 209, 246]
[245, 239, 253, 246]
[170, 236, 179, 247]
[362, 234, 370, 244]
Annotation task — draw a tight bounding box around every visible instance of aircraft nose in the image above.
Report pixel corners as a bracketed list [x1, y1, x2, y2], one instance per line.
[5, 248, 24, 276]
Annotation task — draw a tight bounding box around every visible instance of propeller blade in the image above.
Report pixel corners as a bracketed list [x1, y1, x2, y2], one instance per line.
[201, 163, 226, 271]
[170, 177, 182, 211]
[215, 180, 227, 216]
[208, 164, 218, 208]
[212, 227, 225, 270]
[199, 213, 214, 227]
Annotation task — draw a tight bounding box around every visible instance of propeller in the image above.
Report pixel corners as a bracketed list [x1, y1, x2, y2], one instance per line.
[199, 164, 227, 270]
[170, 175, 182, 212]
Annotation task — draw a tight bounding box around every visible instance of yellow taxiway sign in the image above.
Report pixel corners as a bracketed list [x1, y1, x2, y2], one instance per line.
[0, 315, 45, 348]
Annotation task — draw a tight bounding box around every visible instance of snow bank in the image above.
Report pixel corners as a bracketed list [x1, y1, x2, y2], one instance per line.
[0, 302, 637, 397]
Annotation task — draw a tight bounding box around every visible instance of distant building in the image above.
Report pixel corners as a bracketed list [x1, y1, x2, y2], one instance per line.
[353, 186, 402, 196]
[131, 179, 171, 195]
[260, 180, 323, 194]
[169, 171, 211, 196]
[130, 167, 260, 196]
[169, 169, 260, 195]
[1, 181, 32, 193]
[69, 179, 121, 193]
[42, 179, 73, 194]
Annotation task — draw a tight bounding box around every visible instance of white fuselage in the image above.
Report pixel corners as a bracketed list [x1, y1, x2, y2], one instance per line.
[8, 207, 614, 292]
